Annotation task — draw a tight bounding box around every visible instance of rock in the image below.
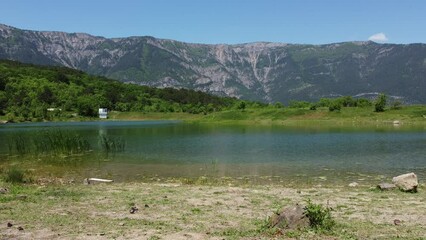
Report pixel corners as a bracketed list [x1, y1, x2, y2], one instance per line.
[129, 206, 138, 214]
[392, 172, 418, 192]
[0, 188, 8, 194]
[83, 178, 90, 185]
[348, 182, 358, 187]
[16, 195, 27, 200]
[268, 204, 309, 230]
[377, 183, 396, 191]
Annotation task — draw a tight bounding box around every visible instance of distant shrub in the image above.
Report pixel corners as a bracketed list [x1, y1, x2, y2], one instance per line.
[374, 93, 387, 112]
[236, 101, 246, 110]
[328, 102, 341, 112]
[390, 100, 403, 110]
[274, 102, 284, 108]
[356, 98, 372, 108]
[289, 100, 311, 109]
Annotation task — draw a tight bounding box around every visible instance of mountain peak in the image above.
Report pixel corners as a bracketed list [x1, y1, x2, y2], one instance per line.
[1, 24, 425, 104]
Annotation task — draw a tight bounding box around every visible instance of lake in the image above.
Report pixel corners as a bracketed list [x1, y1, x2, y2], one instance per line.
[1, 121, 425, 185]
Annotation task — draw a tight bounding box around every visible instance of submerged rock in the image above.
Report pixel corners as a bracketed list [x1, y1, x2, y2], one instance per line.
[377, 183, 396, 191]
[392, 172, 418, 192]
[268, 204, 309, 230]
[0, 188, 8, 194]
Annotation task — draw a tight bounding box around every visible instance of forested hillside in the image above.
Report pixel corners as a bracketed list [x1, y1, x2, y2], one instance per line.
[0, 60, 237, 122]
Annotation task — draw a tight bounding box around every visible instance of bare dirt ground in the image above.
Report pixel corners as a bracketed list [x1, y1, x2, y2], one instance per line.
[1, 180, 425, 239]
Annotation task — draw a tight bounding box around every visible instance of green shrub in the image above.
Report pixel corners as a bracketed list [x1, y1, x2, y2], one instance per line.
[328, 102, 341, 112]
[390, 100, 402, 110]
[304, 199, 335, 231]
[4, 167, 25, 183]
[289, 100, 311, 109]
[374, 93, 387, 112]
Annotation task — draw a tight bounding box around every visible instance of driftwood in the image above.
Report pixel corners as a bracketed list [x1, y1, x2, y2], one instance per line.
[84, 178, 113, 184]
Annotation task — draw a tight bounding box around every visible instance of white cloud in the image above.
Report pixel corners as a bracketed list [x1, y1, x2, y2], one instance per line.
[368, 33, 389, 43]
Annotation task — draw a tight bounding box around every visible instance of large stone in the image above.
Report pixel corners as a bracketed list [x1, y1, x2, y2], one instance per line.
[392, 172, 418, 192]
[269, 204, 309, 230]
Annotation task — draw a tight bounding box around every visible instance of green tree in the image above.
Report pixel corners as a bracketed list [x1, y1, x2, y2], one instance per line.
[236, 101, 246, 110]
[77, 97, 98, 117]
[374, 93, 387, 112]
[328, 101, 341, 112]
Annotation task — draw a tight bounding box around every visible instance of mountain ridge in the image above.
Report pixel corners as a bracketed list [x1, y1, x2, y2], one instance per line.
[1, 23, 426, 103]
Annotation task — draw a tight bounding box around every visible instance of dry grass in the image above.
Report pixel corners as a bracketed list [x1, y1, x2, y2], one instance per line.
[1, 180, 425, 239]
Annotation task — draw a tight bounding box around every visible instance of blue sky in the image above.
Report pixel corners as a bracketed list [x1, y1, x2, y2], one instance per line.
[1, 0, 425, 44]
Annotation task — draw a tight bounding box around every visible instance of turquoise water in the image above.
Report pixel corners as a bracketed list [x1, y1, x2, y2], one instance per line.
[1, 121, 425, 183]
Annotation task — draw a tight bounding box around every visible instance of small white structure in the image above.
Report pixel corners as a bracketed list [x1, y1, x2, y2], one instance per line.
[99, 108, 108, 119]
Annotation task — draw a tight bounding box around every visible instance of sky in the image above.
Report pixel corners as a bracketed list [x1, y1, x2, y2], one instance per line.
[1, 0, 425, 45]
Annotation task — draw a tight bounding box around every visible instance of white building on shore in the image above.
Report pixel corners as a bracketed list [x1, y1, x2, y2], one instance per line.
[99, 108, 108, 119]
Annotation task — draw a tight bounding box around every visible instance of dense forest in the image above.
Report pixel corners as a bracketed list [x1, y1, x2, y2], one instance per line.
[0, 60, 240, 122]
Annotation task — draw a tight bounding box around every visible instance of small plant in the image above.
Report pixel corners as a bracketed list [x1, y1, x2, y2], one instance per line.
[4, 167, 25, 183]
[99, 134, 125, 153]
[304, 199, 335, 231]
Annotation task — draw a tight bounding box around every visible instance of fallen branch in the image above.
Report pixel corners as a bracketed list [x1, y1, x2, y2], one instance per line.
[84, 178, 114, 184]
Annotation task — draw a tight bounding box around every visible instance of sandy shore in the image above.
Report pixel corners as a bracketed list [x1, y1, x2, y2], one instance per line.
[1, 180, 425, 239]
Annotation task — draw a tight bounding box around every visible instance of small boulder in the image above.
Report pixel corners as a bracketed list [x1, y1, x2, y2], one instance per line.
[377, 183, 396, 191]
[269, 204, 309, 230]
[348, 182, 358, 187]
[129, 206, 138, 214]
[0, 188, 8, 194]
[392, 173, 418, 192]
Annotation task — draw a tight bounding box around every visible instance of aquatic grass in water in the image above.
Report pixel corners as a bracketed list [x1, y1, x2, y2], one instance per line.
[7, 135, 30, 155]
[7, 129, 91, 156]
[99, 135, 125, 153]
[33, 129, 91, 155]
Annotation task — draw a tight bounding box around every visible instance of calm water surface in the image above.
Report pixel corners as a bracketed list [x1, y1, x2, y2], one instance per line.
[1, 121, 425, 184]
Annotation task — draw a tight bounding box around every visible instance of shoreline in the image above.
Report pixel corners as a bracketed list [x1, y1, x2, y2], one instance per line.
[1, 180, 425, 239]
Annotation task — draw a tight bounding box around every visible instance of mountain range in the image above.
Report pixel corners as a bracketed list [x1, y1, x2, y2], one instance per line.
[1, 23, 425, 103]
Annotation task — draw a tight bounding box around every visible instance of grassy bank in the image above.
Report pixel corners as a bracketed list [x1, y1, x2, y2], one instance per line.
[1, 179, 425, 239]
[107, 105, 426, 128]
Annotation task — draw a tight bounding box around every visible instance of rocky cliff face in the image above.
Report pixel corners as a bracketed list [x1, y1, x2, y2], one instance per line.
[1, 24, 426, 103]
